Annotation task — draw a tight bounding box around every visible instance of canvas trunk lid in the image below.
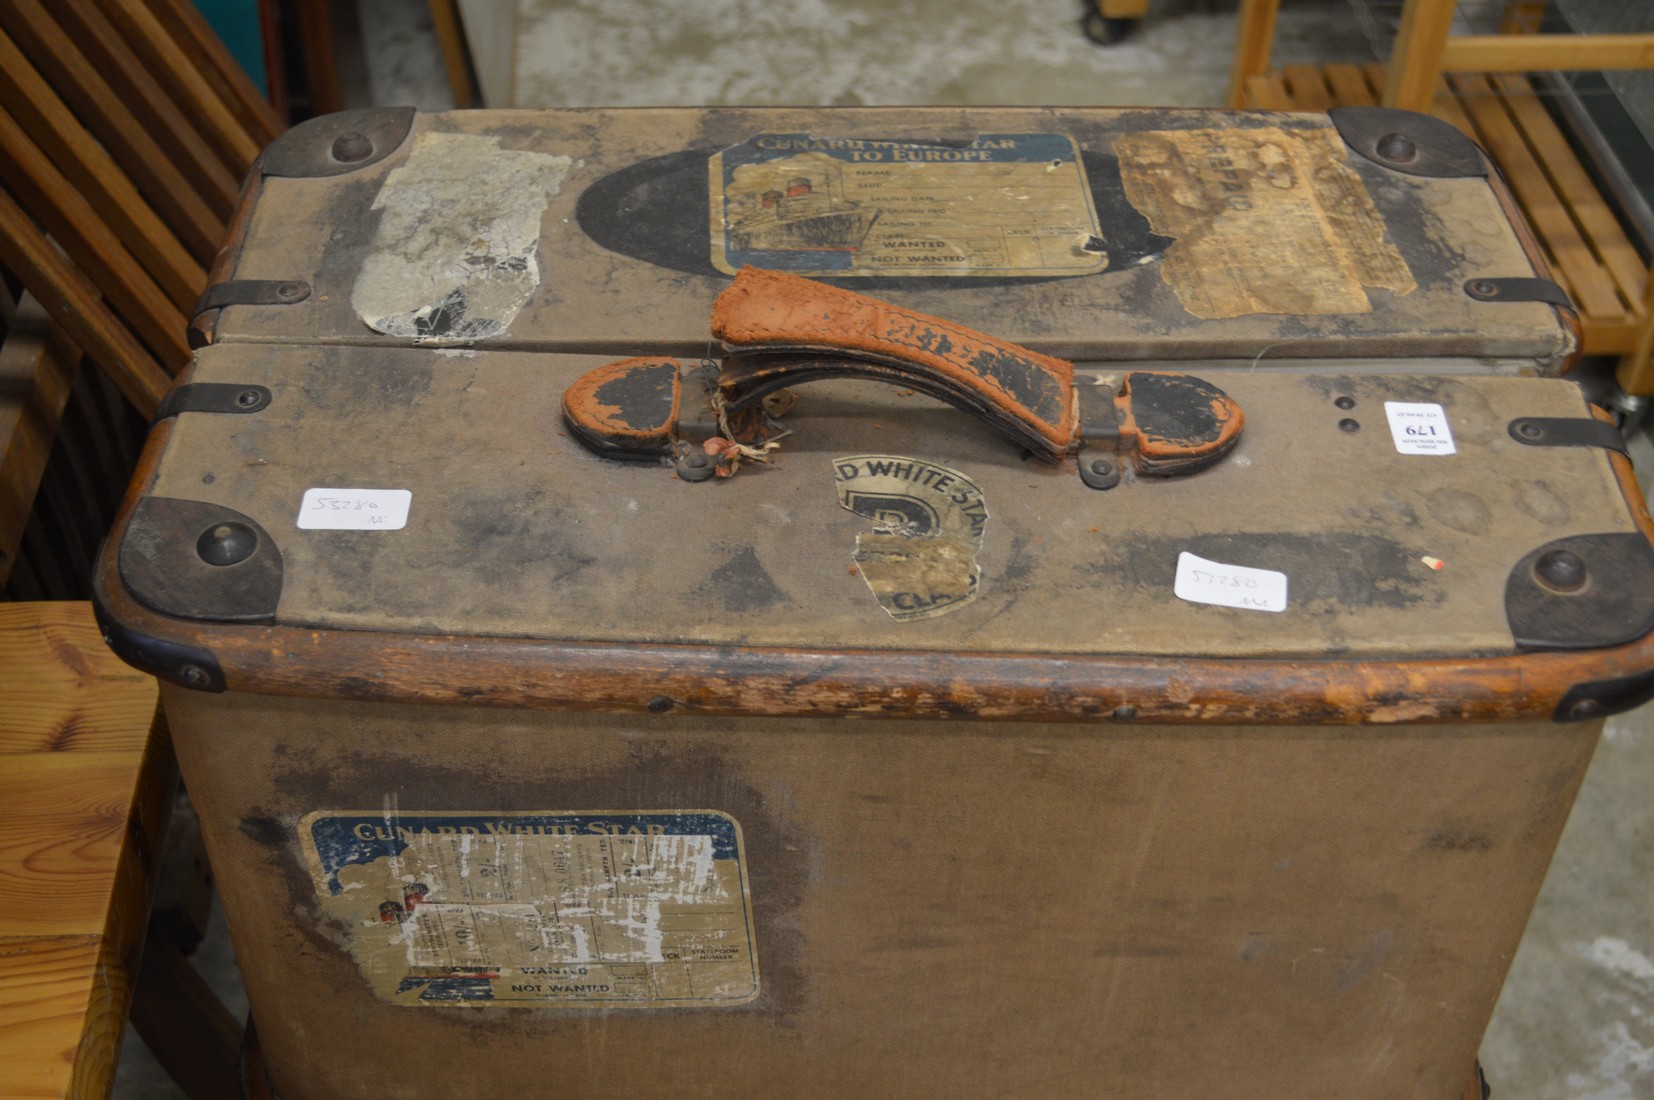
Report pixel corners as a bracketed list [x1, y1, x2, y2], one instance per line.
[193, 106, 1575, 372]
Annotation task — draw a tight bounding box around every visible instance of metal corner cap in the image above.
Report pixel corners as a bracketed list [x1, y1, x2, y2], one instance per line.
[1329, 106, 1488, 178]
[262, 107, 417, 178]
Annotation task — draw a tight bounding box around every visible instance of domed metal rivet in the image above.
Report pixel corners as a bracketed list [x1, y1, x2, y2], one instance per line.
[675, 452, 716, 482]
[1338, 418, 1360, 433]
[1569, 698, 1603, 720]
[331, 131, 374, 163]
[178, 665, 211, 690]
[1112, 705, 1137, 721]
[1467, 279, 1499, 300]
[276, 281, 309, 302]
[1334, 396, 1356, 410]
[197, 522, 257, 566]
[1516, 420, 1544, 440]
[1533, 548, 1586, 592]
[1089, 459, 1114, 476]
[236, 389, 264, 408]
[1375, 132, 1417, 163]
[647, 695, 674, 713]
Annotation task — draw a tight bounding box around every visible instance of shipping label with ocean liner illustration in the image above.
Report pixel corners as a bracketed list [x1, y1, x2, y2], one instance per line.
[298, 810, 759, 1008]
[710, 134, 1106, 277]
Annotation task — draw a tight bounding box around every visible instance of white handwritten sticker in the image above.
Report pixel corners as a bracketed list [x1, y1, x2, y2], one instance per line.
[1174, 552, 1288, 613]
[1384, 402, 1456, 455]
[297, 488, 412, 530]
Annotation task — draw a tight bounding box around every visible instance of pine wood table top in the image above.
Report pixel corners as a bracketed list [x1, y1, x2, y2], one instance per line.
[0, 601, 170, 1099]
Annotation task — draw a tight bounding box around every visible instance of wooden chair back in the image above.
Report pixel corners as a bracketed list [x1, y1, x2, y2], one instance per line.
[0, 0, 283, 593]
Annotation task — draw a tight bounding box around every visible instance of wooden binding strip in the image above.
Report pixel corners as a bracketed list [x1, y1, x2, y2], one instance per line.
[95, 414, 1654, 726]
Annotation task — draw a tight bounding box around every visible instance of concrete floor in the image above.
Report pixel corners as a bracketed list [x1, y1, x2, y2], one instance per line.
[114, 1, 1653, 1096]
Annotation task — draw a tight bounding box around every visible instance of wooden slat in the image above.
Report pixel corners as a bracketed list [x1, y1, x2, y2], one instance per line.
[1323, 62, 1378, 106]
[0, 591, 157, 759]
[1384, 0, 1458, 113]
[0, 187, 173, 417]
[1442, 34, 1654, 74]
[0, 299, 77, 588]
[0, 0, 222, 265]
[1227, 0, 1282, 108]
[1492, 74, 1648, 310]
[295, 0, 342, 116]
[0, 27, 205, 313]
[0, 937, 109, 1100]
[51, 0, 239, 219]
[1281, 63, 1334, 110]
[0, 106, 192, 369]
[1424, 72, 1479, 139]
[129, 933, 243, 1100]
[1586, 319, 1645, 354]
[86, 0, 262, 176]
[143, 0, 284, 146]
[1618, 274, 1654, 394]
[0, 753, 165, 935]
[1245, 74, 1294, 111]
[1449, 73, 1626, 323]
[0, 601, 170, 1100]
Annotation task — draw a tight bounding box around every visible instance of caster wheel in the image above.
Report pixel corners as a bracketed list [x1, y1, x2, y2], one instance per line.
[1081, 10, 1135, 45]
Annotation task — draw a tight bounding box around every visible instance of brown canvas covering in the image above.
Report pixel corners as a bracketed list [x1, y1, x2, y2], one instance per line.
[194, 106, 1575, 371]
[167, 688, 1597, 1100]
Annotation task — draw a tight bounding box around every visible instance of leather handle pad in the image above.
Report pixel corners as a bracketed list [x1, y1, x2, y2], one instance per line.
[711, 268, 1077, 457]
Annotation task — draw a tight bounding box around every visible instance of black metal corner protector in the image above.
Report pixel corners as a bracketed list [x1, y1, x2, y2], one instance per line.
[1330, 106, 1487, 178]
[1506, 532, 1654, 653]
[261, 107, 416, 178]
[92, 585, 226, 693]
[120, 497, 284, 624]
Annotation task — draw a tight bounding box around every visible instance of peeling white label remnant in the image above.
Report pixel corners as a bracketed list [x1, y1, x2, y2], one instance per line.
[1174, 551, 1288, 613]
[833, 455, 988, 622]
[351, 132, 572, 343]
[296, 487, 412, 530]
[298, 810, 759, 1008]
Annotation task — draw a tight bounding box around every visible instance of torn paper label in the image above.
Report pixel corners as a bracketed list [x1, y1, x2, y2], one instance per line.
[352, 132, 571, 342]
[1114, 126, 1416, 318]
[298, 810, 759, 1008]
[834, 455, 987, 621]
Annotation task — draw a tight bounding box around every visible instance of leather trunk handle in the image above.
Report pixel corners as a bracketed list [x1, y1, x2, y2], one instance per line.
[561, 269, 1244, 481]
[711, 268, 1078, 456]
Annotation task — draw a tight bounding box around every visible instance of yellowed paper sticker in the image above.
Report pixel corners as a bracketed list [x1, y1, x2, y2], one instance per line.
[834, 455, 987, 621]
[299, 810, 758, 1008]
[1114, 127, 1416, 318]
[711, 134, 1106, 277]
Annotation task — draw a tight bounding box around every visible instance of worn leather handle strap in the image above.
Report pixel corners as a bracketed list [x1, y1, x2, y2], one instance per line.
[561, 269, 1244, 478]
[712, 268, 1078, 456]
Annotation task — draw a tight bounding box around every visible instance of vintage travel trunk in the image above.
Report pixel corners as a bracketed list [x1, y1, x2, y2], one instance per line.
[98, 306, 1654, 1096]
[190, 105, 1579, 372]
